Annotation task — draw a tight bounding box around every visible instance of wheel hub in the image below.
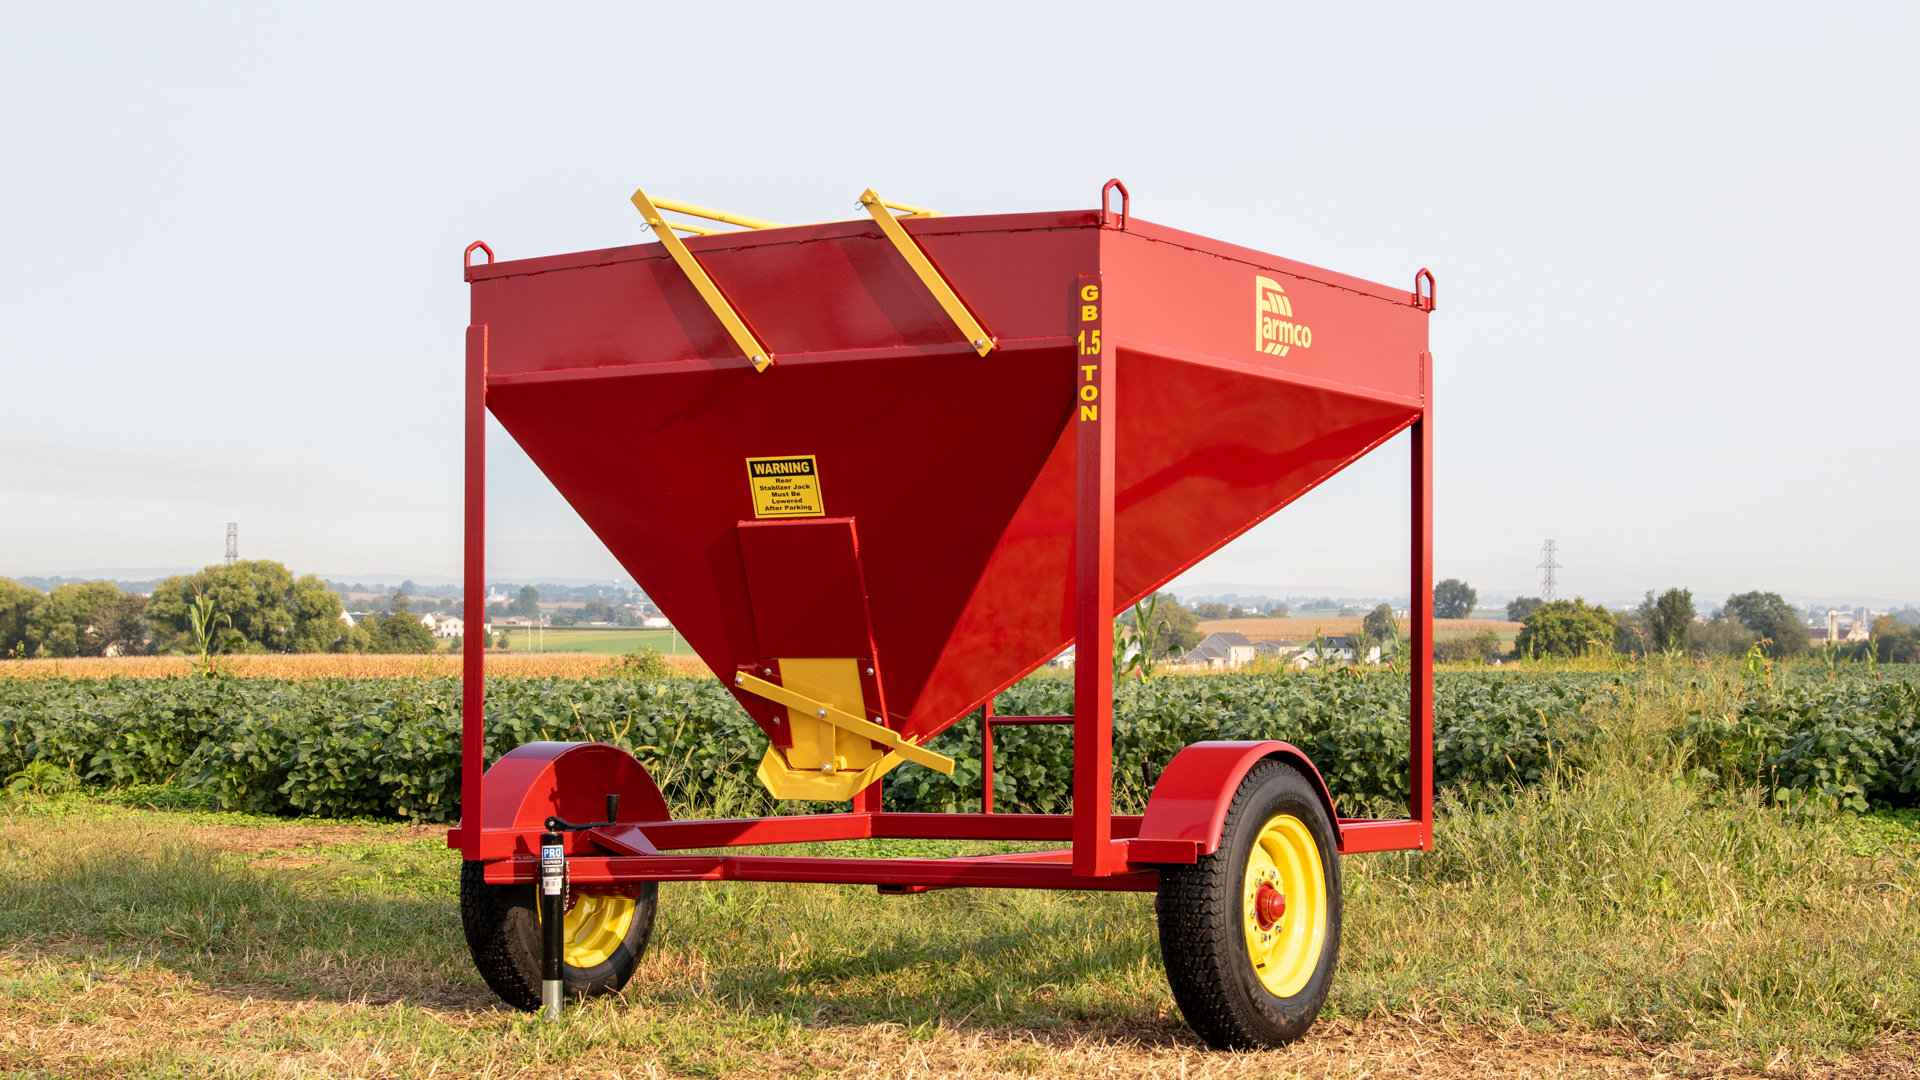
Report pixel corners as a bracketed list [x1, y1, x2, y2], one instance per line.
[1253, 881, 1286, 931]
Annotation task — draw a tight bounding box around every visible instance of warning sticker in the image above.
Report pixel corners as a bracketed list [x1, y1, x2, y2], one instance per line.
[746, 455, 825, 519]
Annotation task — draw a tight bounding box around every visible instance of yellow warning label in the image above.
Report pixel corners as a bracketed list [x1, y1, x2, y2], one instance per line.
[746, 455, 825, 519]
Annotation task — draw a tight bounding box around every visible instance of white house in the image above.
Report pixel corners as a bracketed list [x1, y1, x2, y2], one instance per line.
[1182, 632, 1258, 669]
[430, 615, 465, 639]
[642, 616, 671, 628]
[1287, 636, 1380, 669]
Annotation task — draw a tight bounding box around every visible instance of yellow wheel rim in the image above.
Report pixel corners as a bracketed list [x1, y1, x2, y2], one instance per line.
[539, 892, 637, 969]
[1242, 813, 1327, 998]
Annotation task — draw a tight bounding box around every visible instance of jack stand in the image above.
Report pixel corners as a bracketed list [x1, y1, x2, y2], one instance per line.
[537, 795, 622, 1021]
[538, 828, 565, 1020]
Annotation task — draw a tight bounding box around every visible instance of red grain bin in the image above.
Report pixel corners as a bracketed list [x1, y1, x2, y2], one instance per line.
[454, 182, 1437, 1047]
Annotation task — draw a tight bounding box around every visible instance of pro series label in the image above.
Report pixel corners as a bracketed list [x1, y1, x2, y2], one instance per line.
[746, 455, 825, 518]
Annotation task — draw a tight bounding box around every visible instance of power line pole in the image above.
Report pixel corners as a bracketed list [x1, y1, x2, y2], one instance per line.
[1536, 539, 1559, 602]
[225, 523, 239, 565]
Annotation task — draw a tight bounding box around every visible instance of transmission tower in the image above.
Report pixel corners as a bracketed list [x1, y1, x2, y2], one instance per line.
[1536, 539, 1559, 602]
[225, 523, 238, 565]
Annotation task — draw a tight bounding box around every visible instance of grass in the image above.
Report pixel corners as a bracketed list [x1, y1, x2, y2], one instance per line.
[1, 664, 1916, 1076]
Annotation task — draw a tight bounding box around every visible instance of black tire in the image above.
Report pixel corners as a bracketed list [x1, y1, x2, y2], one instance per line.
[1156, 759, 1342, 1049]
[460, 860, 658, 1010]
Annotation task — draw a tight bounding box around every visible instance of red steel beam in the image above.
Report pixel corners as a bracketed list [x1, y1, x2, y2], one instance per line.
[1339, 818, 1426, 854]
[469, 812, 1150, 859]
[874, 813, 1142, 841]
[1072, 273, 1122, 877]
[980, 702, 994, 813]
[486, 853, 1161, 892]
[1409, 356, 1435, 848]
[460, 323, 487, 861]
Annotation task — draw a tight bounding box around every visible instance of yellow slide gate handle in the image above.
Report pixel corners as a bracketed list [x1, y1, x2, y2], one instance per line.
[734, 671, 955, 775]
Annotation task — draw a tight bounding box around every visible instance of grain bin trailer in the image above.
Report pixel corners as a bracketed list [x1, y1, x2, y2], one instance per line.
[452, 181, 1437, 1048]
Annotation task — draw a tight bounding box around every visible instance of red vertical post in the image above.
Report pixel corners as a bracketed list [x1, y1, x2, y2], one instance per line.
[979, 701, 995, 814]
[1072, 274, 1120, 876]
[1408, 352, 1434, 848]
[460, 323, 488, 860]
[854, 777, 883, 814]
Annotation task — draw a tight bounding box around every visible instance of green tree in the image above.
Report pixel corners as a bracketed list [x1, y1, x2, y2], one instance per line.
[368, 590, 439, 654]
[1640, 587, 1695, 653]
[26, 581, 125, 657]
[1872, 615, 1920, 663]
[1506, 596, 1544, 622]
[1723, 591, 1810, 658]
[509, 585, 542, 618]
[1433, 578, 1477, 620]
[89, 592, 152, 656]
[148, 560, 354, 653]
[1513, 597, 1619, 658]
[1434, 629, 1501, 664]
[0, 578, 49, 658]
[1191, 601, 1230, 622]
[1689, 616, 1757, 658]
[1363, 603, 1395, 638]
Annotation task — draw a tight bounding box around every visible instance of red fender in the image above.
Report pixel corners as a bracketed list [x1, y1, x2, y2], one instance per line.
[1133, 741, 1341, 862]
[478, 742, 669, 856]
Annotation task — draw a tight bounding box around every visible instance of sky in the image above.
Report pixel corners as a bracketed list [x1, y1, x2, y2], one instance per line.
[2, 2, 1915, 608]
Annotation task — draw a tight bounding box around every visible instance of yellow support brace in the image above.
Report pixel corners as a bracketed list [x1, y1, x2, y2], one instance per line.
[859, 188, 994, 357]
[649, 196, 786, 231]
[631, 186, 775, 372]
[733, 670, 955, 775]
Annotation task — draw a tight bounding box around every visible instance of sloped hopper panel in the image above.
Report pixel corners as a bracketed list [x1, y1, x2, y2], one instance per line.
[474, 209, 1429, 754]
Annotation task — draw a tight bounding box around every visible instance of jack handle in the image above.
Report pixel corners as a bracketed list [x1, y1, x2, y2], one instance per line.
[545, 794, 621, 833]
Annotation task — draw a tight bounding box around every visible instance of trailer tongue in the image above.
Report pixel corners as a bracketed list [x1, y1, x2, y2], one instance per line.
[454, 181, 1437, 1048]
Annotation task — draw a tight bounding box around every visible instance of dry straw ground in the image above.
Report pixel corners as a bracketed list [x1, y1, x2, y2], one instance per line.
[6, 943, 1913, 1080]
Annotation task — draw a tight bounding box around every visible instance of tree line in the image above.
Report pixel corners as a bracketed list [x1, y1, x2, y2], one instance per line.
[0, 561, 493, 659]
[1432, 577, 1918, 664]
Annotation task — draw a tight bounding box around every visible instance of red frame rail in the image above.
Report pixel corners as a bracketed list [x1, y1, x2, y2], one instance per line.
[456, 215, 1435, 887]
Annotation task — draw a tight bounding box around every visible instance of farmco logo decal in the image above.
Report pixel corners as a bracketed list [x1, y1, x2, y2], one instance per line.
[1255, 276, 1313, 356]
